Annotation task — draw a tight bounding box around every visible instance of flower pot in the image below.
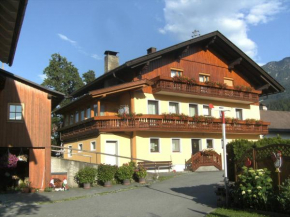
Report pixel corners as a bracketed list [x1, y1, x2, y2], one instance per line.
[21, 187, 30, 193]
[138, 178, 146, 184]
[104, 181, 112, 187]
[83, 183, 90, 189]
[30, 188, 36, 193]
[123, 179, 130, 185]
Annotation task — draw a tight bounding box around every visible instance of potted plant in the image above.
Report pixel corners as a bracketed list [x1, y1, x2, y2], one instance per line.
[0, 153, 19, 169]
[98, 164, 117, 187]
[75, 166, 98, 189]
[19, 180, 31, 193]
[115, 164, 134, 185]
[135, 166, 147, 183]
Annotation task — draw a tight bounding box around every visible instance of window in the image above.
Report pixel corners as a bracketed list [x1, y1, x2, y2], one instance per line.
[172, 139, 181, 152]
[189, 104, 198, 116]
[68, 146, 72, 157]
[8, 104, 23, 121]
[75, 111, 79, 123]
[236, 109, 243, 120]
[91, 141, 96, 150]
[100, 105, 105, 116]
[80, 110, 85, 121]
[65, 115, 69, 126]
[94, 104, 98, 116]
[169, 102, 179, 114]
[150, 138, 159, 153]
[86, 107, 91, 119]
[224, 78, 233, 87]
[170, 69, 183, 77]
[203, 105, 211, 116]
[78, 144, 83, 152]
[206, 139, 213, 149]
[148, 100, 159, 115]
[70, 114, 74, 125]
[199, 74, 210, 82]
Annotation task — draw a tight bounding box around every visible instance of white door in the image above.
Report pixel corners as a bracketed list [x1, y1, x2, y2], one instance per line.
[105, 141, 118, 165]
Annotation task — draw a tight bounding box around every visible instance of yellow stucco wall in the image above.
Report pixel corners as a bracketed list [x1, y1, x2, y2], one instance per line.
[135, 131, 259, 170]
[134, 92, 260, 120]
[100, 133, 131, 166]
[63, 137, 99, 163]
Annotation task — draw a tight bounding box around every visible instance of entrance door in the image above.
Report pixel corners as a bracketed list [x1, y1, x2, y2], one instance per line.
[105, 141, 118, 165]
[191, 139, 200, 155]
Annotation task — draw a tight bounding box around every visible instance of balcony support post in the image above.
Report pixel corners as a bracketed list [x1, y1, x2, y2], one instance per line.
[130, 132, 137, 162]
[130, 91, 135, 113]
[97, 100, 101, 116]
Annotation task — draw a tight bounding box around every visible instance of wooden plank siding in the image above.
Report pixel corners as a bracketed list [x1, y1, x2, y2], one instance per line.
[0, 77, 51, 148]
[139, 46, 251, 88]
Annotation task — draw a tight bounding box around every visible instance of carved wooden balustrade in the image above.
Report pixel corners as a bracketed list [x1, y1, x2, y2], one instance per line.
[151, 76, 260, 103]
[59, 115, 269, 141]
[191, 151, 222, 171]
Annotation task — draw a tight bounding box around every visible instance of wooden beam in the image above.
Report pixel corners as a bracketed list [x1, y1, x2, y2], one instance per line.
[228, 57, 242, 70]
[131, 132, 137, 162]
[0, 73, 6, 90]
[90, 104, 94, 118]
[204, 36, 216, 51]
[256, 83, 270, 91]
[176, 45, 189, 60]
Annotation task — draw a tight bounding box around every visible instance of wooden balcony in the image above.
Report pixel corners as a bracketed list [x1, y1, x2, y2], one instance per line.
[186, 151, 223, 171]
[151, 76, 260, 104]
[59, 115, 269, 142]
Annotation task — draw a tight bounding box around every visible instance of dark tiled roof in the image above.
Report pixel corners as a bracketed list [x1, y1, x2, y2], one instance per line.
[260, 110, 290, 131]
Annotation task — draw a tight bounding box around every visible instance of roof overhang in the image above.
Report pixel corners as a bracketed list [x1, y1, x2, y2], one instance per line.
[0, 0, 28, 66]
[71, 31, 284, 98]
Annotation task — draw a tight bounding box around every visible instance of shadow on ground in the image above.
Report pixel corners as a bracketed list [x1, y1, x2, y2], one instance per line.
[0, 192, 51, 216]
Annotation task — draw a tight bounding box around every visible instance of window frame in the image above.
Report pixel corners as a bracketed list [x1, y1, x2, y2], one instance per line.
[202, 104, 212, 116]
[206, 139, 214, 149]
[90, 141, 96, 151]
[75, 111, 79, 123]
[170, 68, 183, 78]
[7, 103, 24, 122]
[224, 77, 234, 87]
[78, 143, 83, 152]
[188, 103, 198, 117]
[147, 99, 160, 115]
[235, 108, 243, 120]
[68, 145, 72, 158]
[149, 138, 160, 153]
[171, 138, 181, 153]
[80, 110, 85, 121]
[168, 101, 180, 114]
[86, 106, 91, 119]
[199, 73, 210, 82]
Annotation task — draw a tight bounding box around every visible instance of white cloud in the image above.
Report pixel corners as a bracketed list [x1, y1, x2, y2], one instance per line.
[57, 33, 101, 61]
[57, 33, 77, 45]
[91, 54, 102, 60]
[159, 0, 285, 60]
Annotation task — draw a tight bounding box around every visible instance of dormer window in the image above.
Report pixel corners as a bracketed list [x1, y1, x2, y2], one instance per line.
[171, 68, 183, 77]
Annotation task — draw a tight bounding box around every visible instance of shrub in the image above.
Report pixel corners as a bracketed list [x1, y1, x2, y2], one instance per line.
[115, 164, 134, 181]
[44, 187, 53, 192]
[234, 167, 273, 210]
[277, 178, 290, 214]
[135, 166, 147, 179]
[75, 167, 98, 184]
[98, 164, 117, 183]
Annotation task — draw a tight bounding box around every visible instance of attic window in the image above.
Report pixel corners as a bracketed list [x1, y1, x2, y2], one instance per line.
[199, 73, 210, 82]
[224, 77, 233, 86]
[8, 103, 24, 121]
[171, 68, 183, 77]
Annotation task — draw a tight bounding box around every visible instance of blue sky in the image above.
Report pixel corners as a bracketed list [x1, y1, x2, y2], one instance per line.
[5, 0, 290, 84]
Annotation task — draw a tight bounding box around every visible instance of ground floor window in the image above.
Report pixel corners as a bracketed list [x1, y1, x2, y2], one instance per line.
[78, 144, 83, 152]
[68, 146, 72, 157]
[91, 141, 96, 150]
[206, 139, 213, 149]
[172, 139, 181, 152]
[150, 138, 159, 153]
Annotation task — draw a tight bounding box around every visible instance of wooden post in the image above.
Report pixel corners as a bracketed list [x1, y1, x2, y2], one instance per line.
[130, 92, 135, 113]
[130, 132, 137, 162]
[97, 100, 101, 116]
[91, 104, 94, 117]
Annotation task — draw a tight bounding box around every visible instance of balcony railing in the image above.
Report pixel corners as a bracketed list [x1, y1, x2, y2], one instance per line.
[60, 115, 269, 141]
[151, 76, 260, 103]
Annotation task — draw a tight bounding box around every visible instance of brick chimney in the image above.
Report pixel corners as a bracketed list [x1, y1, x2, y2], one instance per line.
[104, 51, 119, 73]
[147, 47, 156, 55]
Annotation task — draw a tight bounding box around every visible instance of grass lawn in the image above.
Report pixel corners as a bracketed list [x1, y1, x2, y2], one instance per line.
[207, 208, 270, 217]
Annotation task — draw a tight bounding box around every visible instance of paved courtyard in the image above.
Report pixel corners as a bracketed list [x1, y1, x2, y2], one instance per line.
[0, 171, 223, 217]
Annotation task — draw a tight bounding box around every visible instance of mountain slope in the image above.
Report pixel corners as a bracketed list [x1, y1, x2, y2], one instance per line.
[261, 57, 290, 110]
